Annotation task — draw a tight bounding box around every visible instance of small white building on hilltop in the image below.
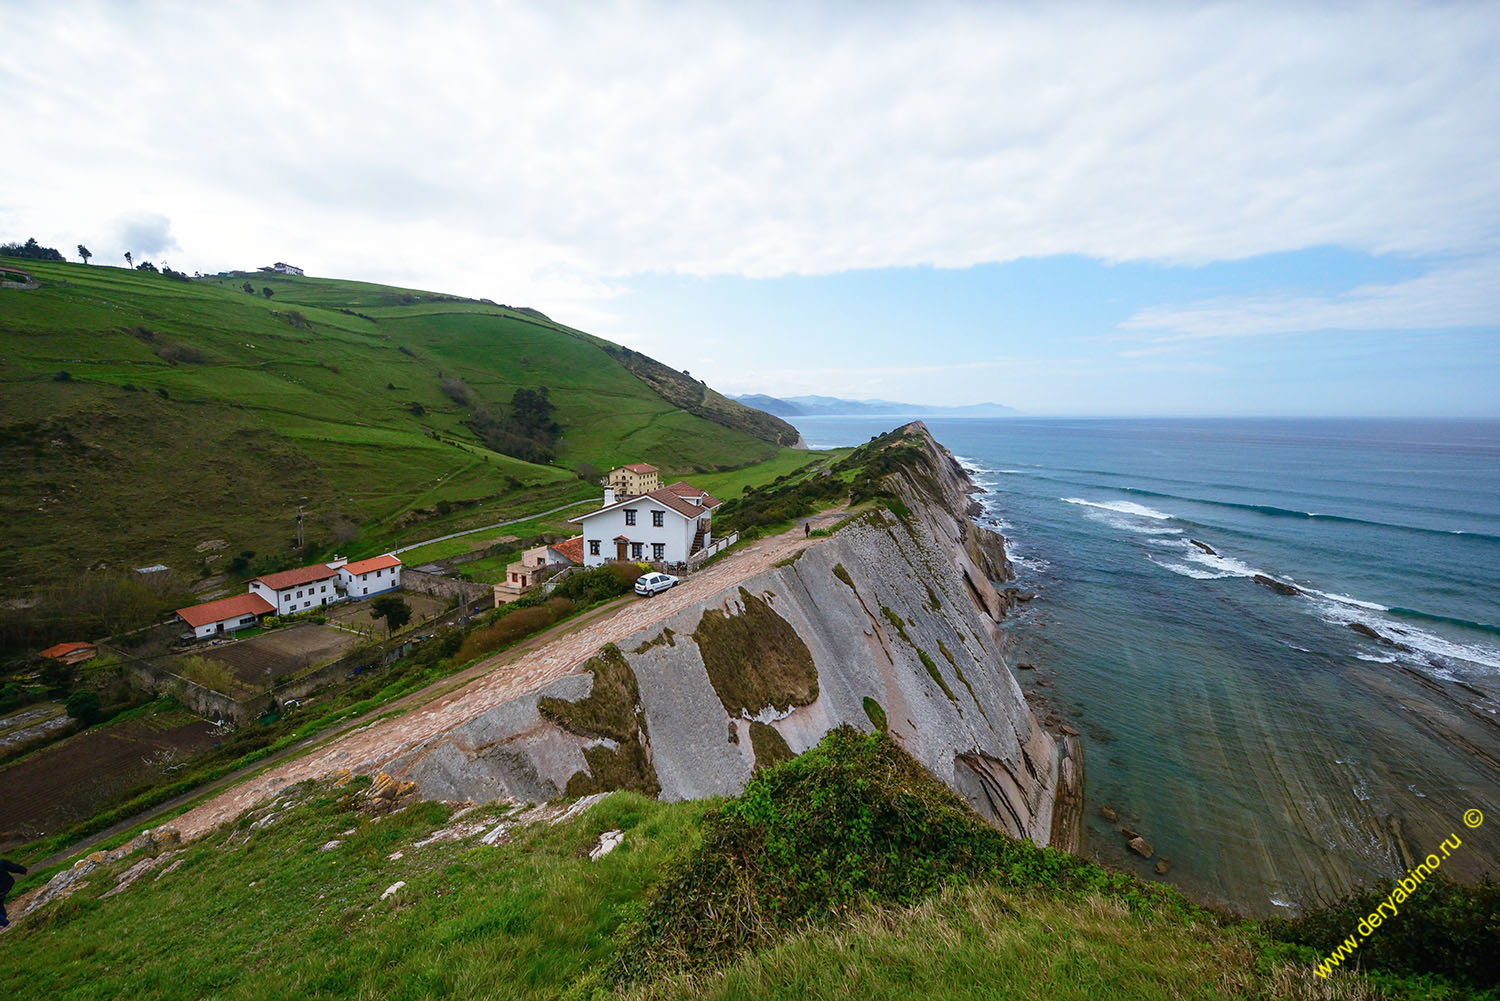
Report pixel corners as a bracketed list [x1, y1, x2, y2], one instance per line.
[271, 262, 304, 276]
[570, 481, 721, 567]
[339, 553, 402, 597]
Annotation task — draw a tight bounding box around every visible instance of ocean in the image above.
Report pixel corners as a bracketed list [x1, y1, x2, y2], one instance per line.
[795, 416, 1500, 913]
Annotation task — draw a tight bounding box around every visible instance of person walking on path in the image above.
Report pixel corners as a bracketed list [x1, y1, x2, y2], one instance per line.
[0, 857, 27, 927]
[804, 521, 811, 538]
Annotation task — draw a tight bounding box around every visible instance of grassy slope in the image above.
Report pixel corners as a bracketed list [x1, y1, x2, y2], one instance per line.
[0, 767, 1378, 1001]
[0, 260, 786, 595]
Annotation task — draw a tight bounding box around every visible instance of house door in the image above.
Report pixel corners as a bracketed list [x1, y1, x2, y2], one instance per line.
[616, 539, 628, 561]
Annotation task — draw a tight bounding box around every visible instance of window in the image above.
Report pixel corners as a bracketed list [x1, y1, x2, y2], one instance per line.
[320, 585, 326, 593]
[589, 540, 601, 556]
[631, 542, 644, 560]
[362, 587, 368, 595]
[653, 543, 665, 560]
[624, 509, 637, 526]
[376, 568, 382, 577]
[652, 510, 664, 527]
[296, 590, 303, 598]
[303, 601, 311, 609]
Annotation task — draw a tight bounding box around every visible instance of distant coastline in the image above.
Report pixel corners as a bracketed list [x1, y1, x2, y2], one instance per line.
[733, 393, 1017, 420]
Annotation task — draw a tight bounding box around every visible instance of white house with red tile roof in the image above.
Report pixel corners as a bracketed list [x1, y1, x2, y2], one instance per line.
[570, 482, 721, 567]
[248, 562, 343, 615]
[338, 553, 402, 598]
[175, 593, 277, 639]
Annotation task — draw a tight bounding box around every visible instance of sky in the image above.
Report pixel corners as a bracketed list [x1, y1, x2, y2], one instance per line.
[3, 1, 1498, 416]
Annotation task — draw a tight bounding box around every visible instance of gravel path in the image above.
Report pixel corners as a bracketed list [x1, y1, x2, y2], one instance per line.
[168, 518, 838, 840]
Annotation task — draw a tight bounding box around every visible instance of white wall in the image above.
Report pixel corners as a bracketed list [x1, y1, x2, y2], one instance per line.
[339, 564, 401, 597]
[577, 501, 702, 567]
[192, 612, 264, 639]
[250, 577, 338, 615]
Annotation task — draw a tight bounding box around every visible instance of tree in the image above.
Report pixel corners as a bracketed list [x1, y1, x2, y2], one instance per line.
[77, 244, 92, 265]
[371, 596, 412, 636]
[40, 657, 76, 695]
[242, 281, 254, 294]
[136, 260, 158, 273]
[124, 251, 133, 268]
[66, 690, 103, 727]
[262, 287, 274, 299]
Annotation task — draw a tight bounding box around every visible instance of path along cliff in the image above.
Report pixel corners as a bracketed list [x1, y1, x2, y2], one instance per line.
[166, 422, 1081, 850]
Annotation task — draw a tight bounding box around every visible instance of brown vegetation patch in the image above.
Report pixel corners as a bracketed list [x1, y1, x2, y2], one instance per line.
[539, 645, 659, 798]
[692, 587, 818, 717]
[748, 721, 794, 771]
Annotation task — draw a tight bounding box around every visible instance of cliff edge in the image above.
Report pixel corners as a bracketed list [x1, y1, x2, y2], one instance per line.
[388, 423, 1081, 848]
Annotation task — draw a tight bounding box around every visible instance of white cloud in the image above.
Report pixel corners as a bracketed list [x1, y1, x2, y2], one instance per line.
[3, 0, 1499, 328]
[1120, 257, 1500, 340]
[115, 213, 179, 260]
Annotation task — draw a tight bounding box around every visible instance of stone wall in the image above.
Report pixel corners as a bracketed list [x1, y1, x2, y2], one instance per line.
[401, 569, 491, 607]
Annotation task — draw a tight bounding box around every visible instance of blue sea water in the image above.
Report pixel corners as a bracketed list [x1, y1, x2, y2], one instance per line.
[795, 416, 1500, 911]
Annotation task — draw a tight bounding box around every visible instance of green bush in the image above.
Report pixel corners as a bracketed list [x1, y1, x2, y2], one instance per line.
[64, 689, 103, 726]
[1266, 876, 1500, 992]
[611, 727, 1173, 984]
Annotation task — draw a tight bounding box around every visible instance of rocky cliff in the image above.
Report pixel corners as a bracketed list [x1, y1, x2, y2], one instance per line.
[388, 423, 1080, 848]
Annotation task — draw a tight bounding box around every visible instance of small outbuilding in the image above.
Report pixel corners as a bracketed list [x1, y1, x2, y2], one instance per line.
[338, 554, 402, 598]
[38, 641, 97, 665]
[175, 593, 276, 640]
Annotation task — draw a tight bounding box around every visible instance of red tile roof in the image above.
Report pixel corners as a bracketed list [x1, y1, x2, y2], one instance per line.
[176, 593, 276, 629]
[555, 535, 585, 565]
[570, 481, 721, 524]
[664, 481, 722, 508]
[341, 553, 402, 576]
[619, 463, 658, 473]
[39, 641, 95, 659]
[253, 563, 338, 591]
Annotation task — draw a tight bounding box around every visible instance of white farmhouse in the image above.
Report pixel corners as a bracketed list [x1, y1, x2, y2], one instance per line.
[271, 261, 304, 276]
[570, 481, 721, 567]
[339, 553, 402, 597]
[249, 562, 342, 614]
[175, 592, 276, 639]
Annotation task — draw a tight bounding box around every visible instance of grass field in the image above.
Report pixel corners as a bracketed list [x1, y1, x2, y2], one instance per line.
[0, 731, 1397, 1001]
[0, 259, 794, 604]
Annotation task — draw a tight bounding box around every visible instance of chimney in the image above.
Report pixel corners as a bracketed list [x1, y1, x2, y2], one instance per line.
[602, 486, 615, 507]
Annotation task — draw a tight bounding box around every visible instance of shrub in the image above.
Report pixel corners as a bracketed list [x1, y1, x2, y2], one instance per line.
[1266, 876, 1500, 991]
[177, 655, 237, 693]
[456, 604, 558, 663]
[611, 727, 1171, 984]
[155, 342, 206, 364]
[549, 564, 637, 605]
[65, 690, 103, 726]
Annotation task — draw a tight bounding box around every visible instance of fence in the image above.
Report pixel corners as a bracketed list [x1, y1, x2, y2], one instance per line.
[688, 532, 739, 567]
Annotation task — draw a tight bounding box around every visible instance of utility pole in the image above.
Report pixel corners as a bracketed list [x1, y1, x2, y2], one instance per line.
[296, 506, 305, 550]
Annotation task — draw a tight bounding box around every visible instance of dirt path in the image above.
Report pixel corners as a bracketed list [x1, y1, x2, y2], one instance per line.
[166, 518, 837, 841]
[26, 595, 639, 871]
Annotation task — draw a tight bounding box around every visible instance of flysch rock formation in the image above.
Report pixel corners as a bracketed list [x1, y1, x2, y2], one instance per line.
[387, 423, 1081, 848]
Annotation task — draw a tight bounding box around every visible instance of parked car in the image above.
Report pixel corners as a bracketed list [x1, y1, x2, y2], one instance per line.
[634, 572, 679, 596]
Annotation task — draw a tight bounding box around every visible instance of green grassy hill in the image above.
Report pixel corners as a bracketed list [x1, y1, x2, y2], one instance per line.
[0, 728, 1408, 1001]
[0, 259, 798, 602]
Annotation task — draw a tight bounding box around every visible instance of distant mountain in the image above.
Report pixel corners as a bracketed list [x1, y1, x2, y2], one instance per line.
[732, 394, 1017, 419]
